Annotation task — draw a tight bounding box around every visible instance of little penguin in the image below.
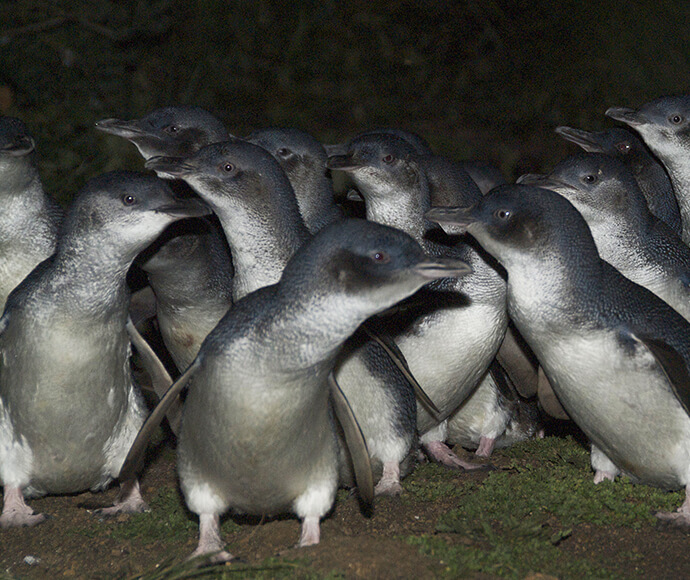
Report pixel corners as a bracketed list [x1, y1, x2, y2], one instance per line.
[0, 171, 209, 527]
[606, 96, 690, 245]
[245, 127, 343, 233]
[555, 125, 681, 236]
[520, 152, 690, 322]
[427, 184, 690, 527]
[147, 142, 423, 495]
[0, 116, 63, 311]
[169, 219, 470, 560]
[327, 133, 516, 464]
[96, 106, 234, 373]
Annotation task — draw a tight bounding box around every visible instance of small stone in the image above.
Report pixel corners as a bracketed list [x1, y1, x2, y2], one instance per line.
[23, 555, 40, 565]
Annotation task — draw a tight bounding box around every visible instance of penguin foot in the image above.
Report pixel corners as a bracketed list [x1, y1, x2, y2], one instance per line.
[475, 436, 496, 458]
[424, 440, 493, 471]
[374, 461, 403, 496]
[188, 513, 235, 563]
[593, 470, 617, 484]
[298, 515, 320, 547]
[95, 479, 149, 517]
[0, 487, 46, 528]
[654, 509, 690, 529]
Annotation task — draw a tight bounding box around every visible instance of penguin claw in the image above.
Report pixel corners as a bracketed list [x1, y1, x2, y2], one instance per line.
[424, 440, 494, 471]
[0, 511, 47, 528]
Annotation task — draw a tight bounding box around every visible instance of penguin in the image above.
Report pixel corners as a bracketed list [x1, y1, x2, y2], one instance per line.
[96, 106, 234, 373]
[161, 219, 470, 561]
[0, 116, 62, 311]
[555, 125, 681, 236]
[427, 184, 690, 527]
[606, 97, 690, 245]
[95, 105, 231, 160]
[245, 127, 343, 233]
[147, 142, 423, 495]
[0, 172, 209, 527]
[520, 152, 690, 321]
[327, 133, 519, 464]
[457, 160, 507, 196]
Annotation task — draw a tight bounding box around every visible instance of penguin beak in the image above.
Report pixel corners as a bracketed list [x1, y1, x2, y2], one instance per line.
[1, 136, 35, 157]
[425, 206, 477, 235]
[517, 173, 578, 193]
[326, 154, 362, 172]
[154, 197, 211, 218]
[605, 107, 644, 126]
[145, 156, 195, 179]
[95, 118, 144, 138]
[412, 257, 472, 279]
[554, 126, 601, 152]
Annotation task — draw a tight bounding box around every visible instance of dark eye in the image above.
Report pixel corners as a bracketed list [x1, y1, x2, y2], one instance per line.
[382, 154, 394, 164]
[371, 251, 390, 263]
[164, 125, 178, 134]
[615, 141, 631, 155]
[670, 114, 684, 125]
[222, 163, 235, 173]
[582, 174, 598, 184]
[494, 208, 511, 220]
[277, 147, 290, 157]
[122, 194, 137, 206]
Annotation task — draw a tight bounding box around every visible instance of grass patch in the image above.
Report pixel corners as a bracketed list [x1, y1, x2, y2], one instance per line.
[406, 436, 684, 578]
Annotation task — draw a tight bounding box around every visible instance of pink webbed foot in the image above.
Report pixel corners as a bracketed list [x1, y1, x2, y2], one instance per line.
[475, 436, 496, 458]
[298, 515, 320, 547]
[593, 470, 617, 484]
[374, 461, 403, 496]
[188, 513, 234, 563]
[655, 488, 690, 528]
[0, 487, 46, 528]
[424, 440, 493, 471]
[94, 479, 149, 517]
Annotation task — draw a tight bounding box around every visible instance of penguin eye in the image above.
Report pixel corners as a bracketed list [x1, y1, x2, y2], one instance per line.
[221, 163, 235, 173]
[670, 114, 684, 125]
[494, 209, 511, 220]
[370, 251, 391, 264]
[582, 174, 598, 184]
[164, 125, 179, 134]
[382, 154, 394, 164]
[122, 194, 137, 206]
[277, 147, 291, 157]
[615, 141, 631, 155]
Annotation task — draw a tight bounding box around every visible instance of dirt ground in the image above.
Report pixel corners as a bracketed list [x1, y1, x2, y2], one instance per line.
[2, 433, 690, 580]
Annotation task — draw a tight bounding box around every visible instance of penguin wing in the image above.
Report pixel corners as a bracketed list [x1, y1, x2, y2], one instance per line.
[625, 329, 690, 417]
[361, 323, 440, 417]
[328, 372, 374, 505]
[119, 359, 200, 482]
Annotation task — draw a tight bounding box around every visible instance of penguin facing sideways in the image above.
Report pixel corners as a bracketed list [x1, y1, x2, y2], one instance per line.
[327, 133, 517, 464]
[427, 184, 690, 527]
[0, 116, 63, 311]
[245, 127, 343, 234]
[0, 172, 209, 527]
[96, 106, 234, 373]
[520, 152, 690, 322]
[150, 219, 470, 561]
[606, 96, 690, 245]
[555, 125, 681, 236]
[147, 142, 427, 495]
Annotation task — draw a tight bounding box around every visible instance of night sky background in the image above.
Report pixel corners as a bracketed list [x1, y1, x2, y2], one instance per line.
[1, 0, 689, 203]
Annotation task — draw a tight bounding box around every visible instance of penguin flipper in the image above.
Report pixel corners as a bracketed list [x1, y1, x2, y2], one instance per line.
[119, 359, 200, 482]
[361, 323, 441, 418]
[126, 318, 173, 399]
[632, 332, 690, 417]
[328, 372, 374, 505]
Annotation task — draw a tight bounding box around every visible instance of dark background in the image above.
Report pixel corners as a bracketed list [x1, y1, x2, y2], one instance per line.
[1, 0, 688, 204]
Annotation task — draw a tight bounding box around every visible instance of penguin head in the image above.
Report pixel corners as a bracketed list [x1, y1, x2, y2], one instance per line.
[96, 106, 229, 160]
[145, 140, 299, 221]
[246, 127, 328, 180]
[426, 184, 598, 271]
[0, 116, 37, 182]
[607, 96, 690, 156]
[326, 133, 422, 200]
[280, 218, 470, 310]
[62, 171, 210, 258]
[556, 126, 647, 170]
[520, 153, 646, 226]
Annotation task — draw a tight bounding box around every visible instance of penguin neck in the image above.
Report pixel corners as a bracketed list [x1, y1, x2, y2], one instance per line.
[363, 177, 431, 245]
[212, 203, 311, 301]
[293, 174, 341, 235]
[651, 155, 690, 243]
